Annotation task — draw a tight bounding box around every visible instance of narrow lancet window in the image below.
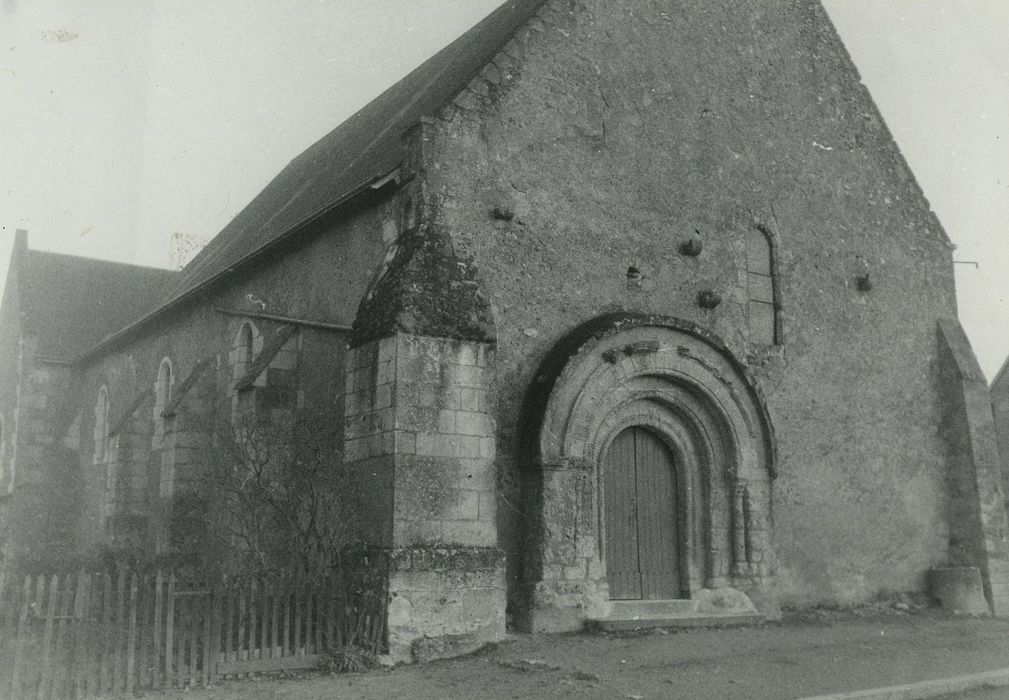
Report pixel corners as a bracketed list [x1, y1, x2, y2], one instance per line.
[746, 227, 780, 345]
[93, 386, 110, 464]
[154, 358, 174, 446]
[235, 323, 255, 381]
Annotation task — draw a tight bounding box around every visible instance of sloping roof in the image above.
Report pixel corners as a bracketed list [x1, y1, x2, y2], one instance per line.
[20, 250, 177, 362]
[155, 0, 546, 314]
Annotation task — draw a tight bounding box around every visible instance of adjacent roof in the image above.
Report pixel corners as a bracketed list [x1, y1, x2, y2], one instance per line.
[154, 0, 547, 318]
[19, 249, 177, 363]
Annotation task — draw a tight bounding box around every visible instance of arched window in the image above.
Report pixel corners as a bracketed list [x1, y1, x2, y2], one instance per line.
[156, 358, 173, 408]
[154, 358, 174, 445]
[93, 386, 110, 464]
[746, 227, 781, 345]
[234, 322, 256, 381]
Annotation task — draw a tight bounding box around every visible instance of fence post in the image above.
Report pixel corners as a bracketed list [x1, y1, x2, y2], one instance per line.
[223, 586, 234, 677]
[325, 573, 336, 651]
[293, 579, 303, 657]
[72, 573, 91, 700]
[35, 573, 59, 700]
[152, 572, 163, 690]
[111, 568, 125, 693]
[1, 567, 17, 631]
[187, 589, 199, 688]
[237, 583, 247, 673]
[258, 579, 269, 661]
[125, 572, 138, 695]
[282, 581, 291, 659]
[138, 574, 154, 691]
[177, 580, 188, 689]
[202, 588, 213, 687]
[165, 574, 175, 688]
[9, 576, 32, 698]
[304, 585, 314, 656]
[270, 582, 279, 659]
[50, 573, 74, 699]
[249, 580, 258, 662]
[90, 575, 101, 695]
[313, 583, 322, 655]
[0, 575, 15, 696]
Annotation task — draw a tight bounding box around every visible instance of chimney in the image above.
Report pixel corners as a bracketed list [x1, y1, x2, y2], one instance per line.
[168, 232, 207, 271]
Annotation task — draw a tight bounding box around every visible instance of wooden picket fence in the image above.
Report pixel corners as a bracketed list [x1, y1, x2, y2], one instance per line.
[0, 566, 388, 699]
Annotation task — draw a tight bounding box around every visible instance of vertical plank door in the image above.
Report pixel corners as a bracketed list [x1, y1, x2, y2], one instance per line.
[603, 427, 681, 600]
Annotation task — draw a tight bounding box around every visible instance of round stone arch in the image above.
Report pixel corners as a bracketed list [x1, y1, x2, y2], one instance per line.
[521, 313, 776, 631]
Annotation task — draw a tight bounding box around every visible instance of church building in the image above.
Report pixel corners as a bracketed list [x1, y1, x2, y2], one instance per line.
[2, 0, 1007, 662]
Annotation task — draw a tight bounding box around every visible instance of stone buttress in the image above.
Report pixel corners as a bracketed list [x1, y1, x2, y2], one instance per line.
[343, 122, 505, 662]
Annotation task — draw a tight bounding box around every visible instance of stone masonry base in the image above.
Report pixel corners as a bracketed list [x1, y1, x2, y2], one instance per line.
[385, 545, 506, 663]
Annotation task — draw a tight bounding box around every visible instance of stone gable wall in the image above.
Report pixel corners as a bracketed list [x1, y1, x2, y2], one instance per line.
[422, 0, 958, 609]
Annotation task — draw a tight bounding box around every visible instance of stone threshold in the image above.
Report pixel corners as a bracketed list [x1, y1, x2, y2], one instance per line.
[586, 598, 765, 632]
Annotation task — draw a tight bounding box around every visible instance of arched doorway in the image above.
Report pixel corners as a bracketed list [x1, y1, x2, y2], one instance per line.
[604, 426, 683, 599]
[522, 313, 776, 632]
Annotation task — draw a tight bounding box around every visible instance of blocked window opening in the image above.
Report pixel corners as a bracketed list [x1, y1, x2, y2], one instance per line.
[746, 228, 780, 345]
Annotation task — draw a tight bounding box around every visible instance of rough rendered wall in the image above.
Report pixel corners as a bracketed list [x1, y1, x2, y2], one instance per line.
[424, 0, 957, 608]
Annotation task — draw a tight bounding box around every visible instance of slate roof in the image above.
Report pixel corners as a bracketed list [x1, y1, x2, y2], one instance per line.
[153, 0, 547, 317]
[19, 249, 177, 363]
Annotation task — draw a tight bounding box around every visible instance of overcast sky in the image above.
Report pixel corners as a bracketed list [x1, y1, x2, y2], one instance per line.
[1, 1, 1007, 378]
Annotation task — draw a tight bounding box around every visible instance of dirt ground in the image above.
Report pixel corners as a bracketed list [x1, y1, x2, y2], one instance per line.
[140, 609, 1009, 700]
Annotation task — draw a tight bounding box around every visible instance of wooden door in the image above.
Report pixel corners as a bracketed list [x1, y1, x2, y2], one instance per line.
[603, 427, 681, 599]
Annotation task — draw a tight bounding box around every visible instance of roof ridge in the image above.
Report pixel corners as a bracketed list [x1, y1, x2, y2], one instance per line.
[27, 248, 177, 274]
